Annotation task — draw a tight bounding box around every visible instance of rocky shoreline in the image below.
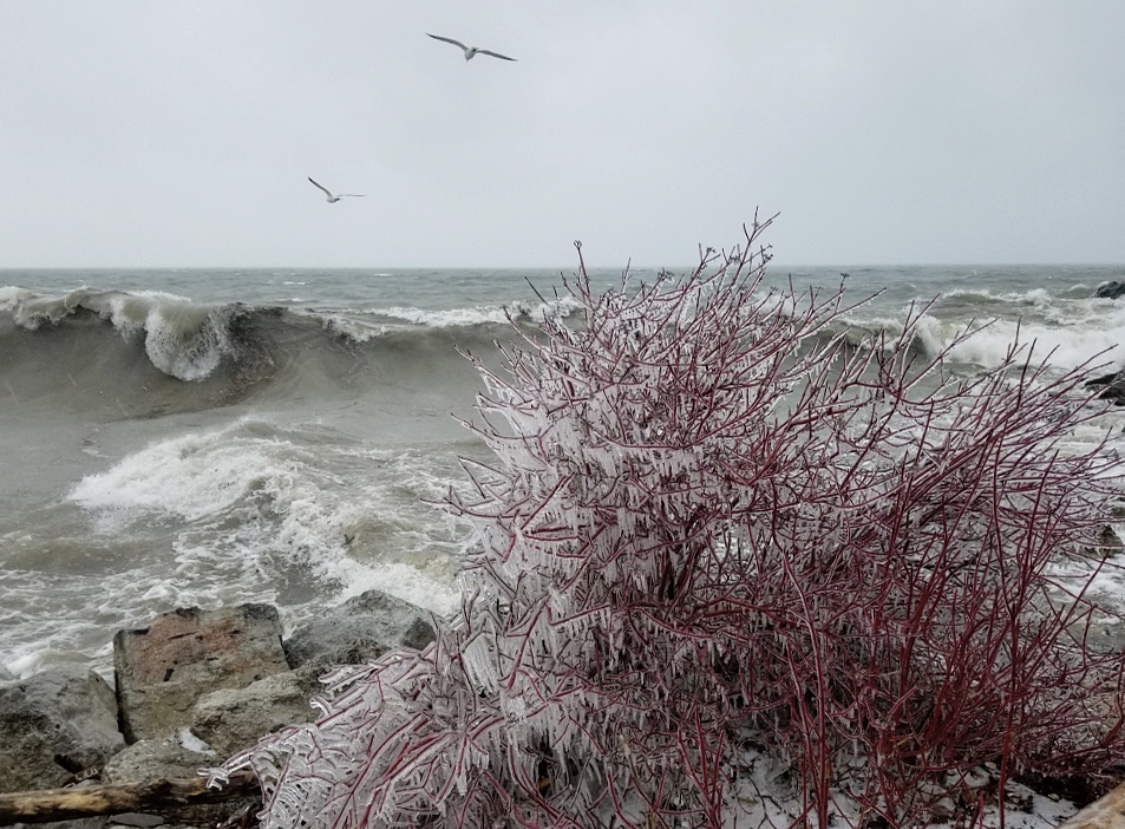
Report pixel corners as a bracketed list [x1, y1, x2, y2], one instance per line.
[0, 590, 439, 829]
[6, 589, 1125, 829]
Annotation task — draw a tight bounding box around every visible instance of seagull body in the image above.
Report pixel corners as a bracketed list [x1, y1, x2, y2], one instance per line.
[308, 177, 364, 203]
[427, 33, 516, 62]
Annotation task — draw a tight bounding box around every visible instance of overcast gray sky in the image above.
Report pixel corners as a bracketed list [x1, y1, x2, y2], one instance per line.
[2, 2, 1123, 268]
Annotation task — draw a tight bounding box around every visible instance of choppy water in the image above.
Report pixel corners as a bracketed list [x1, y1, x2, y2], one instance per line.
[4, 262, 1125, 679]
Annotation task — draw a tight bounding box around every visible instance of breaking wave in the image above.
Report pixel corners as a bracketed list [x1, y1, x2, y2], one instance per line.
[0, 286, 568, 421]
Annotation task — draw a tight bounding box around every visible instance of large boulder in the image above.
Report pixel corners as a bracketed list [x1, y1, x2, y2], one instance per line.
[191, 669, 321, 758]
[282, 589, 438, 675]
[114, 604, 289, 743]
[0, 666, 125, 793]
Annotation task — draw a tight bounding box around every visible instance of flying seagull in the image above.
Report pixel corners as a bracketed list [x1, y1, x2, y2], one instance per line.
[426, 33, 516, 62]
[308, 177, 365, 203]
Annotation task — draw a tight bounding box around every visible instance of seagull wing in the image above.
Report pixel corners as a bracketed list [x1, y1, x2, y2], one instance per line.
[340, 194, 366, 198]
[477, 49, 516, 61]
[308, 177, 334, 197]
[427, 33, 468, 50]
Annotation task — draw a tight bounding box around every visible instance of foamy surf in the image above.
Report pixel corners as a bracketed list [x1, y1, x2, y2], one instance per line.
[317, 296, 580, 333]
[0, 417, 470, 677]
[5, 263, 1125, 680]
[68, 417, 467, 587]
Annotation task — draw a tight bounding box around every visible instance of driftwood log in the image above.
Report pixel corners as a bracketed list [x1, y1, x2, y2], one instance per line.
[0, 770, 259, 825]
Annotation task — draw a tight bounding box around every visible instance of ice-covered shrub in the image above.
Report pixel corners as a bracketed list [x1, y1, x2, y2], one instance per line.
[213, 217, 1125, 828]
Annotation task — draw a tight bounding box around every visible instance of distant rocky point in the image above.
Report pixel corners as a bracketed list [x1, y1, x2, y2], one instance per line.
[1096, 280, 1125, 300]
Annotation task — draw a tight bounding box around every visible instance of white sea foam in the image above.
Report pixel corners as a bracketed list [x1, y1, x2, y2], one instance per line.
[66, 418, 464, 636]
[0, 285, 37, 308]
[6, 289, 91, 328]
[945, 317, 1124, 372]
[94, 293, 234, 381]
[368, 298, 579, 328]
[68, 424, 277, 522]
[315, 297, 580, 343]
[941, 286, 1055, 306]
[375, 305, 517, 327]
[841, 305, 1125, 375]
[330, 559, 460, 617]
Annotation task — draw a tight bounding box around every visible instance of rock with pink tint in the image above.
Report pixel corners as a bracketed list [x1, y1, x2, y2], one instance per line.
[113, 604, 288, 742]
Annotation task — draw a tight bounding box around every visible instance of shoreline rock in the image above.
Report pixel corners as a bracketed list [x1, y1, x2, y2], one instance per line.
[0, 666, 124, 793]
[114, 604, 290, 744]
[0, 589, 438, 826]
[283, 588, 437, 674]
[10, 587, 1119, 828]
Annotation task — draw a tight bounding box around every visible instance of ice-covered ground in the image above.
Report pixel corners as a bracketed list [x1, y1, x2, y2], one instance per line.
[725, 751, 1081, 828]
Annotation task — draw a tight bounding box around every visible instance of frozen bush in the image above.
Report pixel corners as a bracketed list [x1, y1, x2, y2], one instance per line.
[213, 216, 1125, 828]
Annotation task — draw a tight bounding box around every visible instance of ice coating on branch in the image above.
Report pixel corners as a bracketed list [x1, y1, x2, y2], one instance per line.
[214, 219, 1125, 829]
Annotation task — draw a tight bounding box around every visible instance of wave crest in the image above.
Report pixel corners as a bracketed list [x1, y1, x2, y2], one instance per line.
[4, 287, 248, 381]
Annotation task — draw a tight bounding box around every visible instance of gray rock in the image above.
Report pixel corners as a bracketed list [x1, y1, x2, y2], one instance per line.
[0, 666, 125, 793]
[104, 737, 252, 828]
[114, 604, 289, 743]
[1096, 280, 1125, 300]
[283, 589, 437, 675]
[1086, 371, 1125, 406]
[191, 669, 321, 758]
[102, 736, 215, 783]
